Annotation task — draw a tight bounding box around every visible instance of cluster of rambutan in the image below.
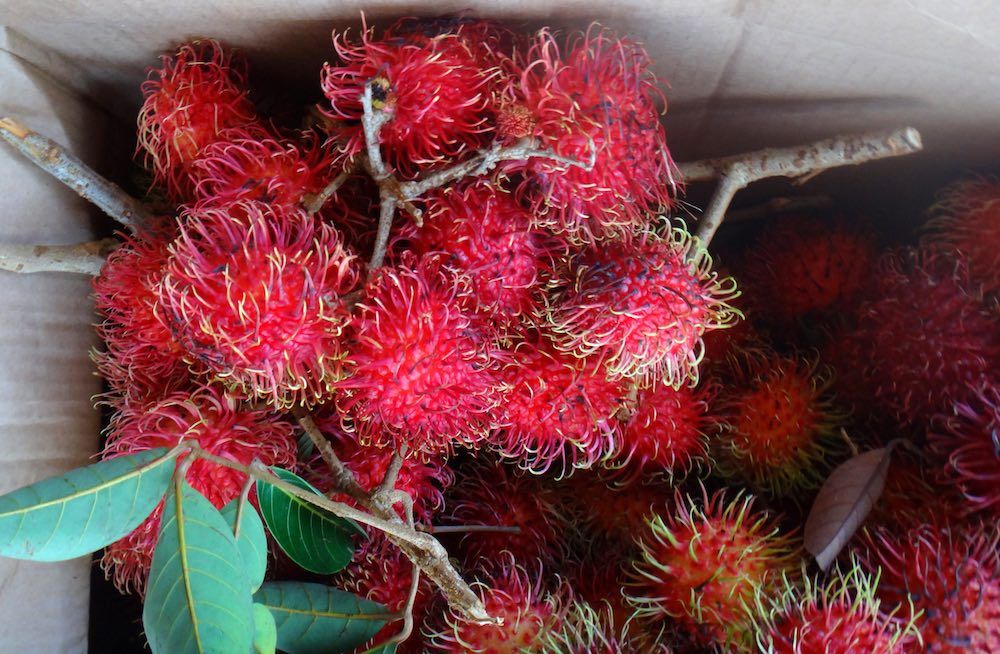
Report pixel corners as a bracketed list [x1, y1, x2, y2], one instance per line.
[89, 15, 998, 653]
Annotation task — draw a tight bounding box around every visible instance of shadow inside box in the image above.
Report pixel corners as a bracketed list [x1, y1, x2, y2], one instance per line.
[88, 556, 145, 654]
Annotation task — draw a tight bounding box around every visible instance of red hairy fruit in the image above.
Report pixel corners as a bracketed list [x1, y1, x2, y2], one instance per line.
[100, 386, 297, 594]
[493, 333, 623, 475]
[93, 225, 190, 402]
[138, 40, 257, 200]
[540, 600, 641, 654]
[510, 27, 677, 243]
[337, 532, 435, 654]
[756, 564, 912, 654]
[608, 382, 714, 483]
[924, 177, 1000, 297]
[409, 182, 561, 328]
[188, 128, 337, 208]
[867, 452, 963, 532]
[320, 23, 497, 178]
[429, 560, 564, 653]
[562, 472, 667, 543]
[304, 409, 454, 523]
[929, 381, 1000, 517]
[339, 257, 504, 455]
[384, 16, 520, 70]
[547, 224, 741, 387]
[714, 355, 848, 498]
[862, 522, 1000, 653]
[443, 460, 564, 568]
[742, 216, 877, 325]
[157, 201, 359, 408]
[626, 488, 799, 649]
[842, 248, 1000, 426]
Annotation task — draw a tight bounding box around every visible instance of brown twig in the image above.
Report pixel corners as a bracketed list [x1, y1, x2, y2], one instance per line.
[292, 406, 367, 501]
[303, 167, 354, 215]
[0, 117, 153, 231]
[374, 445, 408, 502]
[681, 126, 923, 246]
[0, 238, 118, 275]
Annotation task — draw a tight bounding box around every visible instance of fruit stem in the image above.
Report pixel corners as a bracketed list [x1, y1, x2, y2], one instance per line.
[0, 238, 118, 275]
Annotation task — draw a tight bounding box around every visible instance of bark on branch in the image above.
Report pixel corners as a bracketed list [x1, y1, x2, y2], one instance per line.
[0, 238, 117, 275]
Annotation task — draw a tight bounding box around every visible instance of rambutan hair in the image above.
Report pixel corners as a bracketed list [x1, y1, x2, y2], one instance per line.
[546, 223, 741, 387]
[866, 451, 963, 532]
[509, 26, 678, 243]
[100, 385, 297, 594]
[755, 562, 914, 654]
[539, 600, 639, 654]
[408, 181, 562, 329]
[338, 256, 504, 455]
[924, 177, 1000, 297]
[157, 200, 360, 408]
[713, 355, 850, 498]
[842, 247, 1000, 426]
[560, 471, 668, 544]
[320, 21, 498, 178]
[137, 40, 257, 200]
[861, 521, 1000, 653]
[492, 332, 623, 475]
[626, 487, 799, 649]
[428, 557, 565, 653]
[443, 460, 565, 568]
[92, 225, 191, 402]
[929, 381, 1000, 517]
[742, 215, 877, 325]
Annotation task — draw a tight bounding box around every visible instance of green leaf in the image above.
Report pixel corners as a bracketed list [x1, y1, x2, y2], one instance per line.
[221, 499, 267, 592]
[254, 581, 390, 654]
[256, 468, 357, 574]
[0, 447, 179, 561]
[143, 477, 253, 654]
[252, 603, 277, 654]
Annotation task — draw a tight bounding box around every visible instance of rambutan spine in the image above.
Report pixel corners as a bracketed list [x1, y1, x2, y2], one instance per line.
[924, 177, 1000, 298]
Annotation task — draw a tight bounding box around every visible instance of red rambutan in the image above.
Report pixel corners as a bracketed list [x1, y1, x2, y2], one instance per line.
[742, 216, 877, 325]
[755, 564, 913, 654]
[492, 333, 623, 475]
[409, 181, 561, 328]
[137, 40, 257, 200]
[626, 488, 799, 649]
[157, 200, 360, 408]
[841, 248, 1000, 426]
[607, 382, 714, 483]
[713, 355, 849, 498]
[560, 472, 668, 544]
[443, 460, 564, 568]
[509, 27, 677, 243]
[320, 22, 497, 178]
[100, 385, 297, 594]
[338, 257, 504, 455]
[547, 224, 741, 387]
[428, 559, 564, 653]
[862, 522, 1000, 653]
[924, 177, 1000, 297]
[539, 600, 640, 653]
[929, 381, 1000, 517]
[866, 452, 964, 532]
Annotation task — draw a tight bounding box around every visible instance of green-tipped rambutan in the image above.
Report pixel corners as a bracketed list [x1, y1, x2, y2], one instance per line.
[539, 600, 641, 653]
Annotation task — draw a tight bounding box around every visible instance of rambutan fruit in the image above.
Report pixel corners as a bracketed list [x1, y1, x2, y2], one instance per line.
[92, 225, 191, 402]
[560, 472, 667, 544]
[320, 23, 497, 178]
[188, 127, 338, 208]
[492, 332, 623, 475]
[741, 216, 877, 325]
[338, 256, 504, 455]
[100, 385, 297, 594]
[547, 224, 741, 387]
[866, 452, 963, 532]
[626, 488, 799, 649]
[862, 522, 1000, 653]
[137, 40, 258, 200]
[304, 408, 454, 523]
[607, 382, 714, 483]
[510, 27, 677, 243]
[408, 181, 562, 329]
[841, 248, 1000, 426]
[539, 600, 639, 653]
[924, 177, 1000, 297]
[929, 381, 1000, 517]
[755, 564, 913, 654]
[157, 200, 360, 408]
[713, 355, 849, 498]
[428, 559, 564, 653]
[443, 460, 564, 568]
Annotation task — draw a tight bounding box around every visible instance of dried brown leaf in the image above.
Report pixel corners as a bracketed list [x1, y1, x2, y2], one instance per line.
[804, 444, 896, 571]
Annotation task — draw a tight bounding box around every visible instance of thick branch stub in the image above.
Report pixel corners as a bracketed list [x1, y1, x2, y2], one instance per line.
[0, 117, 153, 231]
[0, 238, 118, 275]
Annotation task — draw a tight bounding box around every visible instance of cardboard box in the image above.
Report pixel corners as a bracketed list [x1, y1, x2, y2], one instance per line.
[1, 2, 996, 651]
